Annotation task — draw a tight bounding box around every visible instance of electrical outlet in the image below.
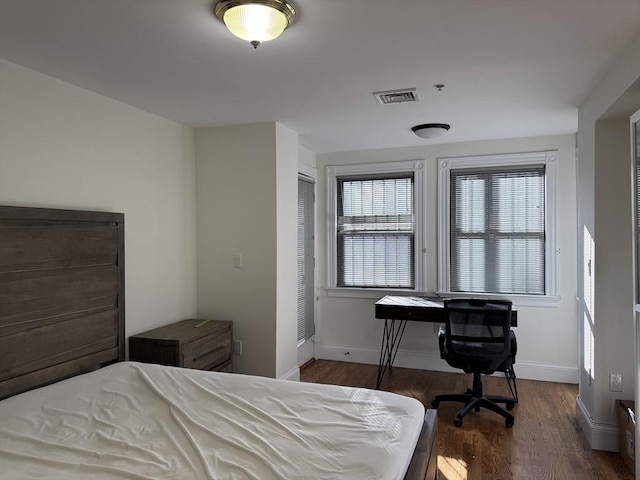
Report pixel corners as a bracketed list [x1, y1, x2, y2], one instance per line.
[233, 340, 243, 356]
[609, 373, 623, 392]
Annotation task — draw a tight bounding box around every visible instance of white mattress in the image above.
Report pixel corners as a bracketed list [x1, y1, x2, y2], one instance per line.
[0, 362, 425, 480]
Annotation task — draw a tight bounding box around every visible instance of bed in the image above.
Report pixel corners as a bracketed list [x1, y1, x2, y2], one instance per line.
[0, 205, 438, 480]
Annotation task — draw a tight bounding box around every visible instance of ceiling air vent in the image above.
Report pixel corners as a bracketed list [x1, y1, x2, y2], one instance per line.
[373, 88, 419, 105]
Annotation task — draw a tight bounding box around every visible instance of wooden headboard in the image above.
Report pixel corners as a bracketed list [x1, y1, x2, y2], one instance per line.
[0, 206, 125, 399]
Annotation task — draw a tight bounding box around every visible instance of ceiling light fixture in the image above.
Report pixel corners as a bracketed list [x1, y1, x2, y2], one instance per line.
[214, 0, 296, 49]
[411, 123, 451, 139]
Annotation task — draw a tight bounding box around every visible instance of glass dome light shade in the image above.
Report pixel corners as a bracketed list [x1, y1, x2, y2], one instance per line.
[411, 123, 451, 139]
[223, 4, 289, 44]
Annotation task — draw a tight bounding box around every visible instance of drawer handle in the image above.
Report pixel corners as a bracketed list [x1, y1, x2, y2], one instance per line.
[192, 344, 226, 363]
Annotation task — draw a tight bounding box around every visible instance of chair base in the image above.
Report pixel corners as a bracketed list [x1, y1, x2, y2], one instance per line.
[431, 372, 516, 428]
[431, 392, 515, 427]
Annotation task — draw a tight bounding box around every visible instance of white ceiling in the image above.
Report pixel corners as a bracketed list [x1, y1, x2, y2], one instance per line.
[1, 0, 639, 153]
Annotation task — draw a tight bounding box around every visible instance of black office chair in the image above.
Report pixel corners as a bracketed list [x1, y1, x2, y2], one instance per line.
[431, 299, 518, 428]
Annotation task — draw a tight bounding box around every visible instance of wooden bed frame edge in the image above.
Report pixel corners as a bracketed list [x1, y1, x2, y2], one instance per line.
[405, 408, 438, 480]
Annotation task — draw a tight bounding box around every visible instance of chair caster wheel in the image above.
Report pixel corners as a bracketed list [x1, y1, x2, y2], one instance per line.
[454, 417, 463, 427]
[506, 401, 515, 411]
[505, 417, 514, 428]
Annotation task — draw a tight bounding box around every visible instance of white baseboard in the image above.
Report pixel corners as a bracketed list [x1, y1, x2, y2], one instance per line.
[576, 395, 619, 452]
[511, 361, 578, 384]
[315, 343, 579, 384]
[280, 366, 300, 382]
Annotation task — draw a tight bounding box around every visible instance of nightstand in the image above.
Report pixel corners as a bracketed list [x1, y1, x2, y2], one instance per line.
[129, 319, 233, 372]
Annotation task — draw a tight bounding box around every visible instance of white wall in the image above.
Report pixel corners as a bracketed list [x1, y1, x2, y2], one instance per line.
[195, 122, 299, 379]
[299, 145, 317, 170]
[594, 119, 635, 425]
[0, 59, 197, 338]
[576, 32, 640, 453]
[275, 124, 300, 379]
[316, 134, 578, 383]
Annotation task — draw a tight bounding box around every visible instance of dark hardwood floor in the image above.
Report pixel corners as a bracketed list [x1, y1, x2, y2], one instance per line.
[300, 360, 633, 480]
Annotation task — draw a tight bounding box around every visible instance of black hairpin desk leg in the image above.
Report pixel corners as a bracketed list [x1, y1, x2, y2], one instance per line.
[376, 318, 408, 389]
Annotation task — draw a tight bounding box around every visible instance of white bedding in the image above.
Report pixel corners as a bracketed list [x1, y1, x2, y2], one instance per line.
[0, 362, 425, 480]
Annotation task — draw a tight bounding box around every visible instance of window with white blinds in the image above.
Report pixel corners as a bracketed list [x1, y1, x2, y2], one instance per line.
[450, 165, 545, 294]
[297, 176, 315, 343]
[337, 174, 414, 288]
[438, 151, 558, 301]
[327, 160, 425, 293]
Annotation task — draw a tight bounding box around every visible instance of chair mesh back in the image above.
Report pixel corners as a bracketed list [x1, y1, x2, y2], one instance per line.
[444, 299, 513, 367]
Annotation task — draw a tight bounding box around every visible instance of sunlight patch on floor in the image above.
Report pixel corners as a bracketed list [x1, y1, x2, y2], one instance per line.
[438, 455, 468, 480]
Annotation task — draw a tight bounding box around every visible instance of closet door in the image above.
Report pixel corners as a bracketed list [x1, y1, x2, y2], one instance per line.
[297, 174, 315, 366]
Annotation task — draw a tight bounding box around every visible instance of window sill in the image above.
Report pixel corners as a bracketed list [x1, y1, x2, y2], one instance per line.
[324, 287, 562, 307]
[325, 287, 429, 300]
[437, 291, 561, 308]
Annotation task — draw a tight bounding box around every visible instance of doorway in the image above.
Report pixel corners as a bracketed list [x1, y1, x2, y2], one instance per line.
[631, 109, 640, 478]
[297, 173, 315, 366]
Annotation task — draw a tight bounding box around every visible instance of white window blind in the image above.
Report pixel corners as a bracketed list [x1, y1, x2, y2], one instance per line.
[337, 174, 415, 288]
[297, 176, 315, 343]
[450, 165, 546, 295]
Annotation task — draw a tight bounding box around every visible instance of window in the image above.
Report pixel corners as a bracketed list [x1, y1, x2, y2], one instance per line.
[327, 160, 424, 293]
[438, 151, 558, 303]
[338, 174, 414, 288]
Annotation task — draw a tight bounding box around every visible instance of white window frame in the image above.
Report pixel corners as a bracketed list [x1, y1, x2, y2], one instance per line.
[437, 151, 560, 307]
[327, 160, 425, 298]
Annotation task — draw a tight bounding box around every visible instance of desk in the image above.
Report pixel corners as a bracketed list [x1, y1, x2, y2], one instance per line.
[374, 296, 517, 388]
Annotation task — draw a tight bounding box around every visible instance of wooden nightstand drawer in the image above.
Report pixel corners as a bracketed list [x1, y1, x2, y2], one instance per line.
[183, 330, 231, 371]
[212, 360, 233, 373]
[129, 319, 233, 373]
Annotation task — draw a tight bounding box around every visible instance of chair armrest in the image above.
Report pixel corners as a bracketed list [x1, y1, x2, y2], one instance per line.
[510, 330, 517, 364]
[438, 325, 446, 357]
